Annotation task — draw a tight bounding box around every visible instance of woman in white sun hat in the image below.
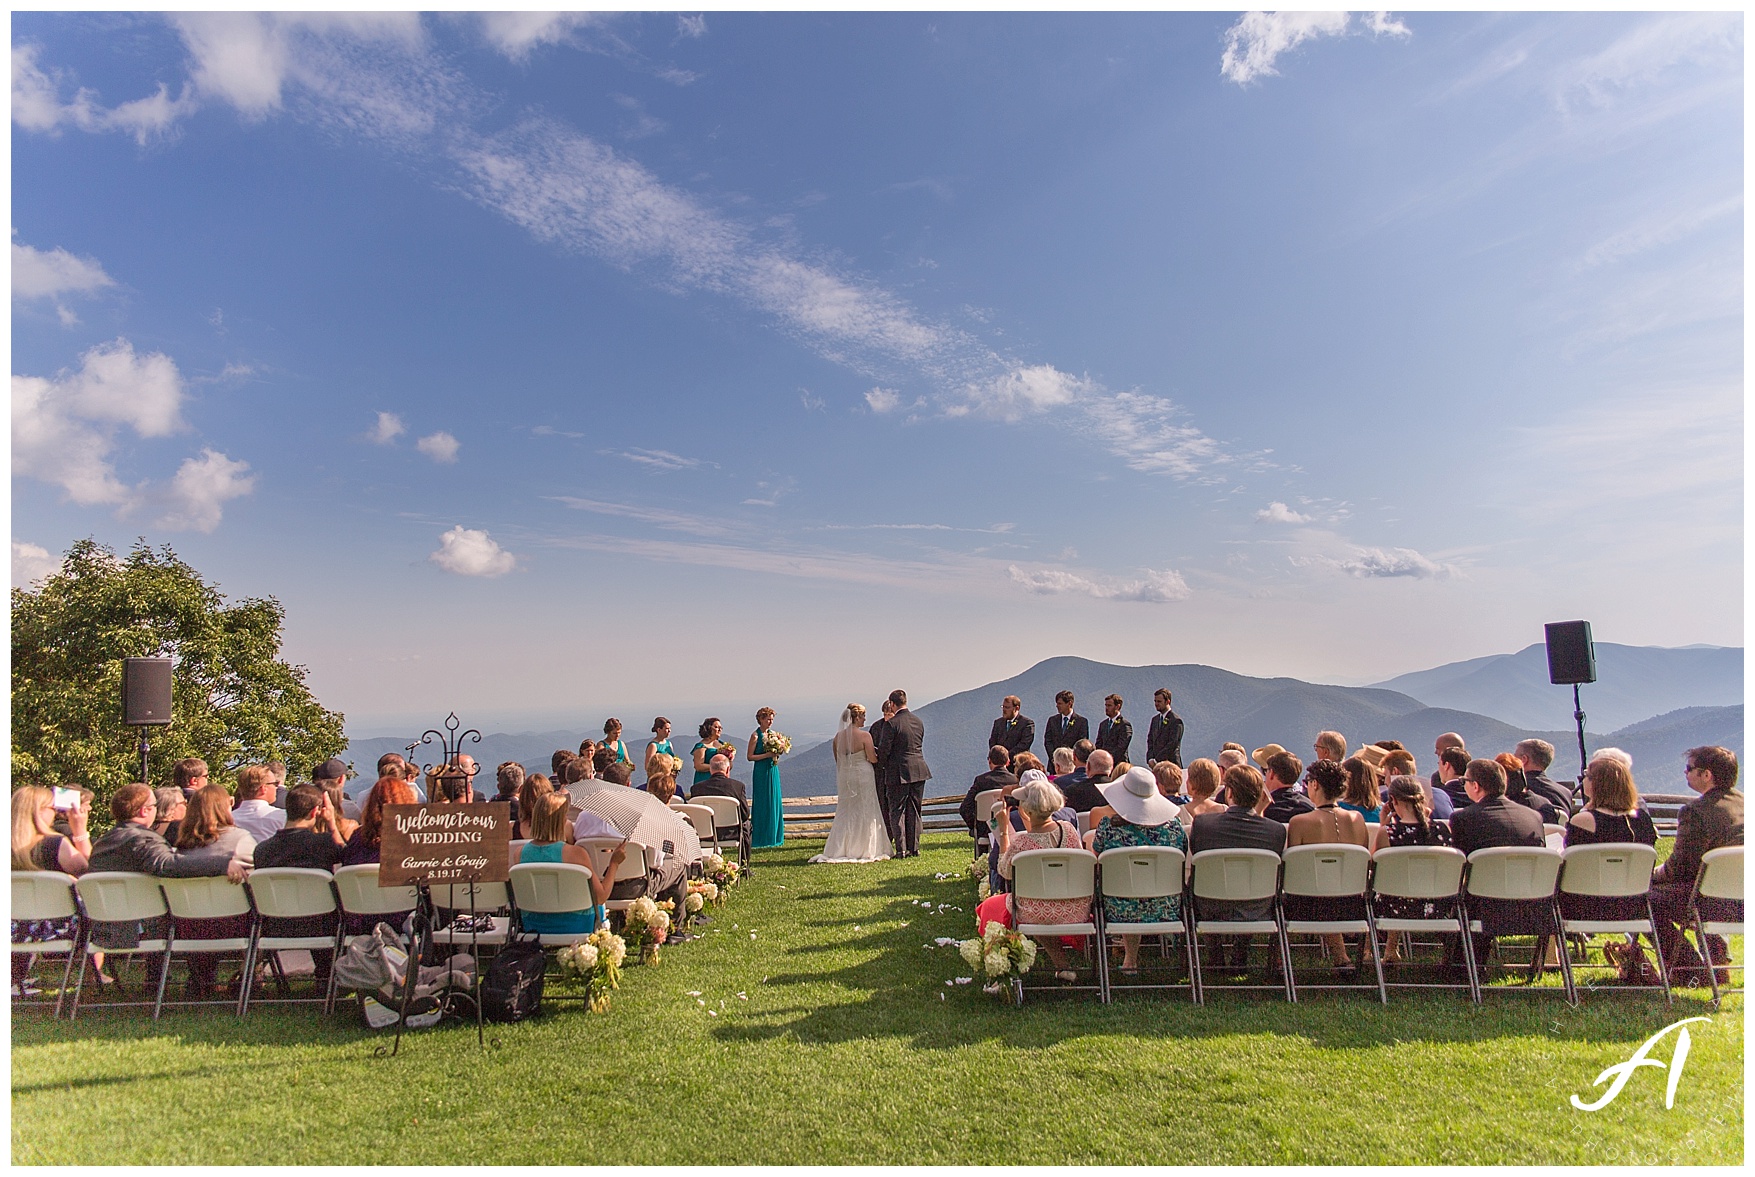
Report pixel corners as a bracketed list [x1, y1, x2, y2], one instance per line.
[1089, 766, 1186, 977]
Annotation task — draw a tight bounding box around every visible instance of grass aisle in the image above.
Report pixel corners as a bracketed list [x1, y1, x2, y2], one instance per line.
[12, 832, 1743, 1164]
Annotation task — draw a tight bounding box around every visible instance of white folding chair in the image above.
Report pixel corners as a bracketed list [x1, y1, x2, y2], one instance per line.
[1076, 812, 1094, 838]
[1363, 823, 1381, 848]
[692, 795, 746, 869]
[333, 864, 420, 931]
[1543, 823, 1567, 852]
[1553, 843, 1667, 1006]
[507, 862, 599, 947]
[666, 797, 687, 810]
[575, 837, 657, 918]
[429, 879, 513, 953]
[157, 876, 256, 1018]
[1281, 844, 1384, 1004]
[1690, 846, 1744, 1010]
[1464, 846, 1564, 998]
[71, 872, 171, 1020]
[509, 840, 531, 861]
[11, 871, 81, 1017]
[1368, 846, 1473, 1003]
[1095, 846, 1192, 1000]
[1187, 848, 1290, 1003]
[972, 788, 1006, 852]
[674, 804, 719, 853]
[1009, 848, 1106, 1003]
[244, 868, 344, 1014]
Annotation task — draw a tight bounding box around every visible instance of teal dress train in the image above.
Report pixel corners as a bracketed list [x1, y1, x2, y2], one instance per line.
[751, 731, 784, 849]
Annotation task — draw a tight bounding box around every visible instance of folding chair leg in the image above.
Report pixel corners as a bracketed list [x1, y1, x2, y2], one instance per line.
[1459, 920, 1481, 1005]
[239, 938, 259, 1016]
[1688, 909, 1718, 1010]
[1190, 933, 1205, 1005]
[52, 941, 77, 1019]
[1095, 931, 1111, 1004]
[68, 950, 87, 1021]
[153, 942, 173, 1021]
[1277, 928, 1295, 1002]
[1556, 929, 1578, 1005]
[1365, 921, 1387, 1005]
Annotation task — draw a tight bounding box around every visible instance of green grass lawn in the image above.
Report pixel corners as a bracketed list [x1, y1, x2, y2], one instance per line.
[12, 832, 1743, 1165]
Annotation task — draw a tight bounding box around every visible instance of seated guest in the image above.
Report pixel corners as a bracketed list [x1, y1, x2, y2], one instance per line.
[550, 749, 574, 782]
[1190, 766, 1287, 970]
[231, 765, 286, 843]
[1179, 759, 1226, 828]
[960, 746, 1018, 837]
[689, 754, 752, 847]
[1644, 746, 1743, 987]
[1564, 757, 1656, 848]
[430, 768, 474, 805]
[1060, 750, 1111, 814]
[1500, 750, 1562, 824]
[88, 784, 238, 878]
[1048, 747, 1077, 781]
[519, 794, 626, 936]
[1448, 758, 1546, 972]
[1590, 747, 1633, 772]
[985, 768, 1073, 892]
[266, 760, 288, 808]
[1515, 738, 1574, 815]
[11, 785, 91, 995]
[518, 773, 554, 841]
[1216, 748, 1247, 775]
[339, 777, 418, 867]
[570, 774, 696, 915]
[317, 757, 366, 814]
[318, 779, 358, 842]
[1090, 767, 1187, 975]
[601, 762, 636, 787]
[1436, 747, 1472, 813]
[996, 779, 1086, 982]
[152, 787, 187, 843]
[1010, 752, 1047, 779]
[1285, 761, 1368, 972]
[252, 785, 348, 988]
[492, 761, 526, 825]
[1153, 761, 1186, 802]
[647, 769, 679, 805]
[1314, 730, 1347, 764]
[173, 785, 257, 1000]
[175, 757, 209, 802]
[1336, 756, 1382, 823]
[1373, 775, 1455, 962]
[1262, 751, 1313, 824]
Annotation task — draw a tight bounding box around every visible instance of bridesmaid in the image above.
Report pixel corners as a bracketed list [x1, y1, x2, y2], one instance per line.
[645, 717, 676, 781]
[748, 707, 784, 849]
[601, 719, 631, 768]
[692, 717, 733, 787]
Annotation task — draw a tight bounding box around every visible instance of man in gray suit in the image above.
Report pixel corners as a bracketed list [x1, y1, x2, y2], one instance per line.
[876, 688, 932, 858]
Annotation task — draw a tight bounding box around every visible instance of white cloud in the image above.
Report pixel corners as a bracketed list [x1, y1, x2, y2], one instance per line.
[677, 15, 707, 40]
[417, 431, 460, 463]
[865, 387, 900, 413]
[1080, 390, 1238, 482]
[11, 541, 61, 588]
[1558, 12, 1741, 114]
[12, 240, 116, 301]
[476, 13, 601, 61]
[153, 449, 256, 532]
[11, 43, 194, 145]
[1256, 501, 1312, 524]
[612, 447, 711, 471]
[952, 364, 1088, 422]
[1579, 195, 1740, 269]
[430, 525, 516, 577]
[368, 411, 405, 444]
[1008, 564, 1192, 603]
[1335, 546, 1453, 579]
[550, 496, 724, 536]
[1220, 12, 1409, 86]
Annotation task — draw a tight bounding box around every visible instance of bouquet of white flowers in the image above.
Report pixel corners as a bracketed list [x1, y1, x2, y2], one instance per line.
[763, 731, 792, 757]
[957, 922, 1037, 1001]
[623, 896, 673, 964]
[702, 852, 740, 890]
[558, 929, 625, 1011]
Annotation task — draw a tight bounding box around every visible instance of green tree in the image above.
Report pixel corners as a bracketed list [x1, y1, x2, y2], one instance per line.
[11, 539, 346, 816]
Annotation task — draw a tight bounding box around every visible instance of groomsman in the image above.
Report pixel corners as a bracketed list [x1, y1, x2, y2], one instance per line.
[987, 695, 1035, 761]
[875, 689, 931, 858]
[1146, 688, 1184, 768]
[1042, 690, 1088, 765]
[1096, 694, 1133, 764]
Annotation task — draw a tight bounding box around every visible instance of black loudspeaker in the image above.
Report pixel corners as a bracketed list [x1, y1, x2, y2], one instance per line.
[1544, 621, 1597, 685]
[122, 657, 174, 725]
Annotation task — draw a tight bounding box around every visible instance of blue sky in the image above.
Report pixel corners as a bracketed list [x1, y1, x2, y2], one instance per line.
[11, 12, 1743, 736]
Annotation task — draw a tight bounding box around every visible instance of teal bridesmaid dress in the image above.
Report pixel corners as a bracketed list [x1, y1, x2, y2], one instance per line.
[751, 730, 784, 848]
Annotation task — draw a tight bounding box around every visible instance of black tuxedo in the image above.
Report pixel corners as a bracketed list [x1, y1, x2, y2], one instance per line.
[959, 767, 1017, 835]
[688, 772, 752, 851]
[1263, 784, 1315, 825]
[1096, 714, 1133, 764]
[1449, 795, 1545, 856]
[986, 715, 1035, 761]
[870, 717, 894, 787]
[876, 708, 931, 856]
[1043, 712, 1089, 763]
[1146, 709, 1184, 767]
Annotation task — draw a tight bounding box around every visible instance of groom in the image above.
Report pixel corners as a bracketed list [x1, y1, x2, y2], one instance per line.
[876, 689, 931, 858]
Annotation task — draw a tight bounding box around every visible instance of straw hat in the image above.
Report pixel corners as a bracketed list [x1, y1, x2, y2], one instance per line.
[1099, 766, 1179, 827]
[1352, 744, 1389, 772]
[1250, 743, 1288, 768]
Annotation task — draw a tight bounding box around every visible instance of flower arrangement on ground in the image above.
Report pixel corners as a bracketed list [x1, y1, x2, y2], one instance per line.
[690, 877, 723, 909]
[762, 731, 792, 757]
[967, 857, 986, 883]
[959, 922, 1037, 1001]
[558, 929, 626, 1012]
[623, 895, 672, 964]
[702, 852, 740, 890]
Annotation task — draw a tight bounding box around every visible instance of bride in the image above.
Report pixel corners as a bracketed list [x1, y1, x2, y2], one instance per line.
[810, 703, 891, 864]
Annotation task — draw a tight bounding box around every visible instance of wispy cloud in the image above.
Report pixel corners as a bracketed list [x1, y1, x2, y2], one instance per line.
[1008, 564, 1192, 603]
[741, 476, 795, 507]
[151, 448, 256, 532]
[1293, 545, 1457, 579]
[1220, 12, 1409, 86]
[549, 495, 727, 536]
[610, 447, 714, 471]
[12, 238, 116, 301]
[474, 12, 605, 62]
[676, 15, 706, 40]
[430, 525, 516, 576]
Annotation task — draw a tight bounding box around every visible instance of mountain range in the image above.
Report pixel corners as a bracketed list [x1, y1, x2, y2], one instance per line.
[343, 646, 1743, 800]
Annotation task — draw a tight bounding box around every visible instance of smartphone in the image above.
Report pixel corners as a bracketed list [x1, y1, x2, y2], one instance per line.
[51, 786, 81, 810]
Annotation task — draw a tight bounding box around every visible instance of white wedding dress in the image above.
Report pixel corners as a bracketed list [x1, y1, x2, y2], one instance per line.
[810, 738, 891, 864]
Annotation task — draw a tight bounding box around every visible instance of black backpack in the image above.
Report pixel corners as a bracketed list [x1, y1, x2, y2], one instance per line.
[481, 938, 546, 1023]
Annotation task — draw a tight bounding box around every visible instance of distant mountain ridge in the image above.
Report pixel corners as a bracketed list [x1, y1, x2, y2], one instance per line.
[1373, 643, 1742, 733]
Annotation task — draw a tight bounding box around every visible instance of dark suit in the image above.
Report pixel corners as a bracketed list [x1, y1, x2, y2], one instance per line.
[1190, 807, 1287, 926]
[876, 708, 931, 856]
[1519, 770, 1573, 817]
[959, 767, 1017, 836]
[986, 716, 1035, 761]
[688, 772, 753, 853]
[1146, 709, 1184, 767]
[870, 718, 894, 787]
[1060, 776, 1108, 815]
[1043, 712, 1089, 765]
[1263, 784, 1315, 825]
[1649, 784, 1744, 974]
[1449, 795, 1548, 953]
[1095, 714, 1133, 764]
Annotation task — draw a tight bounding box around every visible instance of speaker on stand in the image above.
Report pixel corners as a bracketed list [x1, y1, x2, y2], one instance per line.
[122, 657, 174, 782]
[1544, 621, 1596, 808]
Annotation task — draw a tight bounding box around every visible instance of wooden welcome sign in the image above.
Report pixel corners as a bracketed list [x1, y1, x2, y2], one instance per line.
[377, 802, 511, 886]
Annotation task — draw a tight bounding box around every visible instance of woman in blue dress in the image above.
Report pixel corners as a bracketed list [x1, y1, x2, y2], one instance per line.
[517, 794, 627, 936]
[692, 717, 733, 787]
[747, 707, 785, 848]
[644, 716, 677, 783]
[601, 718, 632, 769]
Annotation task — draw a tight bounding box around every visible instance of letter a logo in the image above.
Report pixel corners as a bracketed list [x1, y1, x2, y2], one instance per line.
[1571, 1017, 1711, 1112]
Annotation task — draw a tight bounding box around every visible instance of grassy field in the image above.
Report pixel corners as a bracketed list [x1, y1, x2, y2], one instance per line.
[11, 831, 1743, 1165]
